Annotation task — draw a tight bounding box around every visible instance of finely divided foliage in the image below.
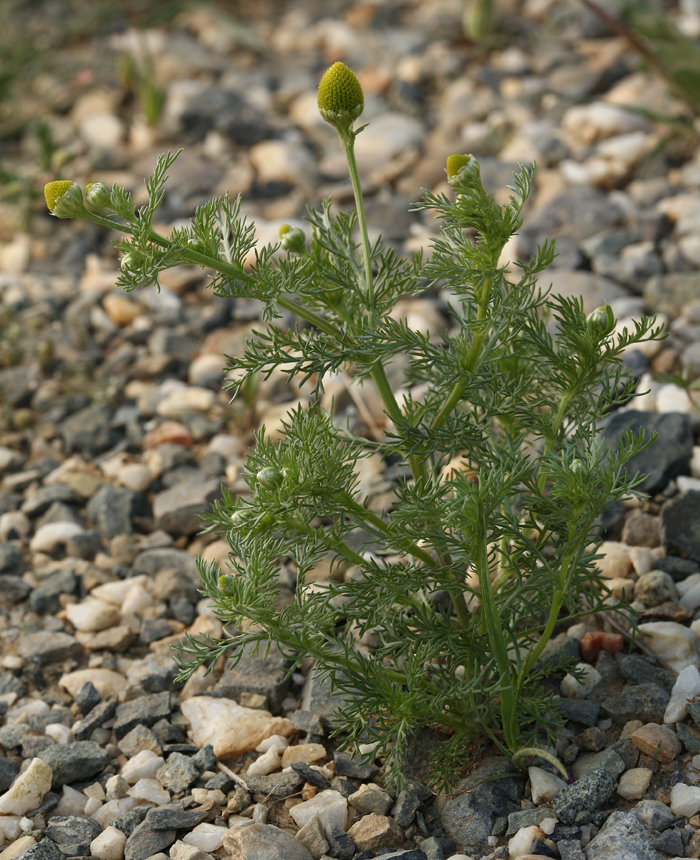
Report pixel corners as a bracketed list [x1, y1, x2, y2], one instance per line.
[46, 64, 663, 791]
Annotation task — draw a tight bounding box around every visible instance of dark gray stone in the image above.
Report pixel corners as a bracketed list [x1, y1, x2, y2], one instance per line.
[654, 556, 700, 581]
[325, 822, 355, 860]
[145, 804, 209, 830]
[223, 823, 314, 860]
[0, 670, 25, 699]
[45, 814, 102, 856]
[22, 483, 77, 517]
[392, 787, 424, 828]
[124, 819, 176, 860]
[438, 757, 523, 857]
[300, 668, 349, 719]
[571, 748, 625, 781]
[634, 570, 677, 607]
[14, 838, 63, 860]
[152, 477, 222, 536]
[290, 709, 326, 739]
[661, 491, 700, 563]
[0, 543, 24, 576]
[650, 828, 685, 856]
[506, 807, 561, 836]
[601, 411, 693, 495]
[155, 752, 199, 793]
[169, 595, 196, 625]
[556, 697, 601, 727]
[633, 798, 675, 831]
[75, 681, 101, 716]
[550, 768, 616, 826]
[583, 810, 662, 860]
[0, 756, 19, 791]
[118, 724, 163, 758]
[192, 744, 216, 774]
[29, 568, 78, 615]
[203, 771, 236, 792]
[140, 617, 173, 644]
[22, 734, 55, 757]
[113, 691, 171, 738]
[72, 698, 117, 741]
[215, 642, 291, 713]
[601, 683, 669, 725]
[18, 631, 82, 666]
[65, 529, 103, 560]
[0, 575, 31, 603]
[558, 840, 585, 860]
[676, 720, 700, 753]
[0, 364, 41, 407]
[39, 741, 109, 788]
[112, 805, 150, 837]
[0, 723, 29, 750]
[244, 772, 304, 800]
[618, 655, 675, 694]
[126, 654, 179, 694]
[374, 852, 427, 860]
[334, 751, 379, 780]
[61, 404, 118, 456]
[535, 633, 580, 672]
[87, 484, 141, 538]
[290, 761, 331, 790]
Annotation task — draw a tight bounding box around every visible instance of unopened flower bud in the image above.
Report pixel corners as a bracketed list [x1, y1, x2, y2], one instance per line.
[44, 180, 87, 219]
[256, 466, 282, 490]
[463, 0, 495, 41]
[120, 252, 138, 270]
[85, 182, 112, 208]
[230, 509, 250, 527]
[570, 459, 584, 475]
[317, 62, 364, 131]
[586, 304, 615, 336]
[446, 154, 486, 198]
[279, 224, 306, 254]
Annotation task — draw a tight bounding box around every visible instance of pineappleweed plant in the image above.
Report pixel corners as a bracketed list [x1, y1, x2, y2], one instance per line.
[45, 62, 662, 790]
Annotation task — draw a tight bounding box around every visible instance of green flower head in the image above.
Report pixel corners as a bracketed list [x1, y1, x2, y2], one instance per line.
[85, 182, 112, 208]
[318, 62, 364, 131]
[279, 224, 306, 254]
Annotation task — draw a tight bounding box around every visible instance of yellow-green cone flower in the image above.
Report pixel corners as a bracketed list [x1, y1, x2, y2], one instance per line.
[85, 182, 112, 208]
[279, 224, 306, 254]
[446, 154, 487, 199]
[44, 181, 88, 219]
[317, 62, 364, 131]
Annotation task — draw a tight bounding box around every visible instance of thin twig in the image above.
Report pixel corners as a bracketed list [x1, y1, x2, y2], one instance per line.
[218, 761, 250, 792]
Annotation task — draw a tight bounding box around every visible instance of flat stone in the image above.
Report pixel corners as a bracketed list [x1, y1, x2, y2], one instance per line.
[215, 642, 291, 713]
[222, 823, 313, 860]
[145, 805, 208, 830]
[661, 491, 700, 563]
[152, 478, 222, 536]
[601, 683, 670, 725]
[634, 798, 675, 831]
[438, 757, 523, 857]
[551, 769, 617, 825]
[0, 757, 53, 815]
[179, 696, 293, 759]
[555, 698, 601, 727]
[18, 631, 82, 666]
[630, 724, 682, 763]
[87, 484, 142, 538]
[618, 655, 675, 694]
[39, 741, 109, 789]
[124, 819, 176, 860]
[571, 748, 625, 781]
[113, 691, 172, 739]
[601, 411, 693, 495]
[118, 724, 163, 758]
[12, 839, 63, 860]
[29, 568, 78, 615]
[45, 814, 102, 856]
[156, 753, 200, 793]
[346, 813, 404, 853]
[583, 810, 662, 860]
[334, 751, 379, 780]
[72, 697, 118, 741]
[61, 405, 118, 456]
[244, 772, 304, 801]
[655, 556, 700, 581]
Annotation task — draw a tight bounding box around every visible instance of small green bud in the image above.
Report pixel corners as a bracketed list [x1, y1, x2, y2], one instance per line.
[317, 62, 364, 131]
[249, 512, 275, 537]
[230, 509, 250, 527]
[279, 224, 307, 255]
[85, 182, 113, 208]
[256, 466, 282, 490]
[120, 251, 138, 271]
[44, 180, 87, 219]
[570, 459, 584, 475]
[463, 0, 495, 41]
[586, 304, 616, 336]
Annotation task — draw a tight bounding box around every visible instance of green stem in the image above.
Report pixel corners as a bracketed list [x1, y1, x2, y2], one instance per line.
[475, 515, 520, 752]
[512, 747, 568, 780]
[341, 130, 374, 316]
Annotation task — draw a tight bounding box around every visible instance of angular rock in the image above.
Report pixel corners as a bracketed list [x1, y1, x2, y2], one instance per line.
[18, 631, 82, 666]
[156, 753, 200, 793]
[152, 478, 222, 536]
[215, 642, 291, 713]
[601, 683, 670, 725]
[438, 757, 523, 857]
[618, 655, 675, 694]
[39, 741, 109, 789]
[124, 818, 176, 860]
[334, 751, 379, 780]
[13, 839, 63, 860]
[583, 810, 662, 860]
[61, 404, 118, 456]
[630, 723, 682, 763]
[551, 768, 617, 826]
[72, 697, 118, 741]
[661, 491, 700, 563]
[179, 696, 293, 759]
[244, 772, 303, 800]
[0, 756, 52, 815]
[113, 691, 171, 739]
[222, 823, 313, 860]
[601, 411, 693, 494]
[555, 698, 601, 727]
[29, 568, 78, 615]
[45, 814, 102, 856]
[87, 484, 142, 538]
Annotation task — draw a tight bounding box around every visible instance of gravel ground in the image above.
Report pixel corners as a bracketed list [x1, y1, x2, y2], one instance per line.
[3, 1, 700, 859]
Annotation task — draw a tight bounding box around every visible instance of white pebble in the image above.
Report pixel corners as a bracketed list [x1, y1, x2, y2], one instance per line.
[120, 583, 154, 617]
[0, 817, 22, 843]
[118, 463, 152, 493]
[246, 745, 280, 776]
[540, 817, 557, 835]
[664, 696, 688, 724]
[54, 785, 87, 815]
[84, 797, 102, 816]
[638, 622, 699, 672]
[91, 576, 147, 606]
[528, 766, 566, 804]
[674, 665, 700, 698]
[508, 824, 544, 858]
[92, 797, 136, 829]
[255, 734, 289, 753]
[289, 790, 348, 832]
[65, 597, 120, 632]
[560, 664, 602, 699]
[44, 723, 72, 744]
[90, 826, 126, 860]
[128, 778, 170, 805]
[121, 750, 164, 784]
[0, 757, 52, 815]
[182, 823, 228, 852]
[105, 775, 129, 800]
[670, 783, 700, 817]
